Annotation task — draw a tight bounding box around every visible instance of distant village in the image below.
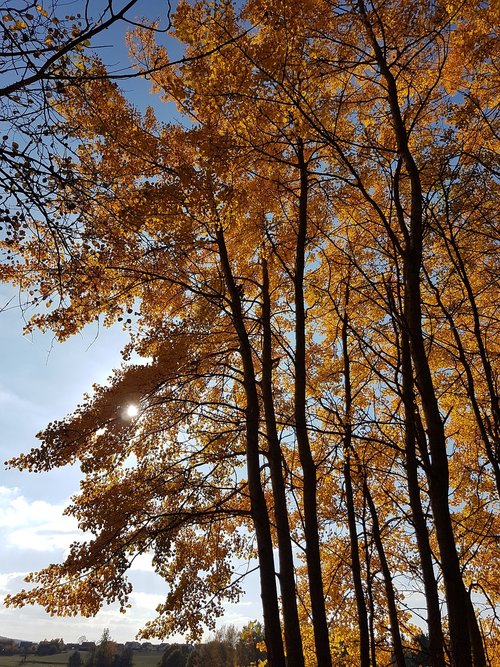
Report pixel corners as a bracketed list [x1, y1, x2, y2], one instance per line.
[0, 637, 167, 657]
[0, 624, 267, 667]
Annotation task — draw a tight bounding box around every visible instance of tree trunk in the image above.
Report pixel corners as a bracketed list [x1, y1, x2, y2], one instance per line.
[294, 141, 332, 666]
[216, 226, 286, 667]
[363, 476, 406, 667]
[357, 4, 487, 663]
[261, 257, 305, 667]
[428, 266, 500, 498]
[404, 249, 485, 667]
[362, 499, 378, 667]
[340, 293, 371, 667]
[344, 455, 371, 667]
[400, 326, 447, 667]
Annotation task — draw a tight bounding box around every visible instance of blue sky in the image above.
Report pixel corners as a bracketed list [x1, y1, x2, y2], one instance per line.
[0, 0, 262, 644]
[0, 285, 261, 643]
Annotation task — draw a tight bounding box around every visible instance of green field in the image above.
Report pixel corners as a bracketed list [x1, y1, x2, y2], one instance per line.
[0, 652, 161, 667]
[0, 654, 72, 667]
[129, 652, 161, 667]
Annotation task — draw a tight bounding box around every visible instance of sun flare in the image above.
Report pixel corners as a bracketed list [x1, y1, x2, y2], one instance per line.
[126, 404, 139, 418]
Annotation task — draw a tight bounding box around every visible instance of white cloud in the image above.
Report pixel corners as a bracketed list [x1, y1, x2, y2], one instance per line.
[0, 486, 81, 552]
[130, 592, 165, 610]
[0, 488, 262, 642]
[0, 571, 26, 594]
[216, 611, 254, 626]
[129, 553, 155, 573]
[0, 486, 65, 527]
[0, 601, 166, 644]
[8, 525, 80, 552]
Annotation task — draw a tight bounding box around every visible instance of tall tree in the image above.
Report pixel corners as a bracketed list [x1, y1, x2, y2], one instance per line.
[3, 0, 498, 665]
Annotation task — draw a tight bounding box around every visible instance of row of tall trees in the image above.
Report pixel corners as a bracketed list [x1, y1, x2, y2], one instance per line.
[2, 0, 498, 666]
[160, 623, 266, 666]
[67, 630, 132, 667]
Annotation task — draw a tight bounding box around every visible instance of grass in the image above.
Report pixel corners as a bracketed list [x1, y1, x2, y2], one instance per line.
[0, 652, 161, 667]
[0, 651, 81, 667]
[0, 654, 75, 667]
[131, 653, 160, 667]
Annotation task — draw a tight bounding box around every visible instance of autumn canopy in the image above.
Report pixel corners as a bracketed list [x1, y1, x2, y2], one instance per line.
[1, 0, 498, 666]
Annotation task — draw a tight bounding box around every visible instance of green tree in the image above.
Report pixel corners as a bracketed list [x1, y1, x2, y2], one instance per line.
[113, 647, 133, 667]
[68, 651, 82, 667]
[160, 645, 189, 667]
[37, 639, 64, 656]
[86, 630, 118, 667]
[237, 622, 266, 667]
[163, 650, 186, 667]
[185, 648, 200, 667]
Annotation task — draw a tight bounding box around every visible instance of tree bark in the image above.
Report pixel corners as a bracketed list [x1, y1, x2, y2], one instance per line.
[294, 140, 333, 666]
[400, 326, 447, 667]
[216, 226, 286, 667]
[362, 499, 378, 667]
[340, 291, 371, 667]
[357, 4, 486, 663]
[427, 255, 500, 498]
[261, 257, 305, 667]
[363, 476, 406, 667]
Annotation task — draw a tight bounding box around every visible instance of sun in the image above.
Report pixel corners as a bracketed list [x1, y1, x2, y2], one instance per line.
[126, 404, 139, 418]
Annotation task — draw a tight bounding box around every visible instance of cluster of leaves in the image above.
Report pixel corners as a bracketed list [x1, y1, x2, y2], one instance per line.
[1, 0, 499, 666]
[0, 0, 171, 284]
[160, 623, 266, 667]
[36, 638, 65, 655]
[76, 630, 133, 667]
[0, 638, 23, 655]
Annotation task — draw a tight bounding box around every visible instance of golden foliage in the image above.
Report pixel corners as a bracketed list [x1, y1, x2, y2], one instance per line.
[2, 0, 498, 663]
